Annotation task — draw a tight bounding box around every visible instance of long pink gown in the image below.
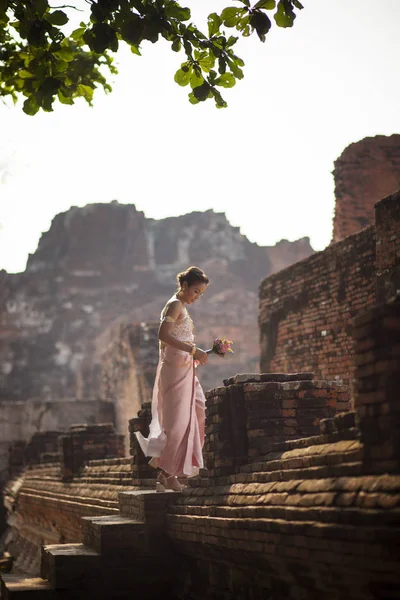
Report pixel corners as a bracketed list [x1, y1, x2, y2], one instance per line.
[135, 300, 206, 477]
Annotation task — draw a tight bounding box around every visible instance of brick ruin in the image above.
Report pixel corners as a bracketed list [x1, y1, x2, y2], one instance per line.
[0, 203, 313, 514]
[259, 190, 400, 397]
[332, 134, 400, 243]
[1, 293, 399, 599]
[1, 138, 400, 598]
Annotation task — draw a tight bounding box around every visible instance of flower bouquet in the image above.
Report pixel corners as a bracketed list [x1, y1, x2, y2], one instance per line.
[206, 338, 234, 357]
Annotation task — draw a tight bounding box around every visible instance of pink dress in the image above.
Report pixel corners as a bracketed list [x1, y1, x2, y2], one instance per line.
[135, 301, 206, 477]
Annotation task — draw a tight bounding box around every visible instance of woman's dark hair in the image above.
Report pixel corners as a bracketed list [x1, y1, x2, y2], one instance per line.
[176, 266, 209, 289]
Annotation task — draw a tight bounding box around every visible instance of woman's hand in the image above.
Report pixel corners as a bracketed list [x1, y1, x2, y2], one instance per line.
[194, 347, 208, 365]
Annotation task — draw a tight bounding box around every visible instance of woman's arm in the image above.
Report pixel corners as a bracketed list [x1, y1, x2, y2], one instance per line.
[158, 300, 208, 364]
[158, 300, 194, 353]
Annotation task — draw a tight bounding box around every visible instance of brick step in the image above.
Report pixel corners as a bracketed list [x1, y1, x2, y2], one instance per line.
[81, 515, 144, 554]
[18, 491, 120, 512]
[79, 470, 132, 477]
[242, 439, 362, 472]
[78, 477, 133, 485]
[85, 457, 131, 467]
[168, 513, 400, 547]
[19, 485, 122, 504]
[131, 478, 156, 488]
[202, 440, 362, 482]
[267, 427, 358, 454]
[193, 462, 364, 488]
[0, 575, 54, 600]
[40, 542, 178, 594]
[247, 447, 363, 475]
[41, 544, 99, 590]
[169, 501, 400, 526]
[81, 514, 173, 557]
[118, 490, 181, 524]
[0, 573, 150, 600]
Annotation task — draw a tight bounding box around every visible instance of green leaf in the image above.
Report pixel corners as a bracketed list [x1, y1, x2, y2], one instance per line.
[70, 27, 85, 41]
[18, 70, 34, 79]
[190, 70, 204, 89]
[120, 13, 143, 46]
[165, 4, 191, 21]
[198, 54, 215, 73]
[77, 84, 94, 102]
[54, 60, 69, 73]
[174, 64, 192, 86]
[54, 47, 74, 62]
[171, 38, 181, 52]
[130, 44, 141, 55]
[250, 11, 271, 41]
[58, 91, 74, 105]
[27, 21, 48, 46]
[228, 60, 244, 80]
[0, 0, 7, 17]
[292, 0, 304, 8]
[23, 95, 40, 116]
[192, 82, 211, 101]
[254, 0, 276, 9]
[214, 72, 236, 88]
[46, 10, 68, 26]
[274, 0, 295, 27]
[41, 94, 54, 112]
[188, 92, 200, 105]
[85, 23, 117, 53]
[33, 0, 49, 18]
[221, 7, 243, 28]
[207, 13, 221, 37]
[212, 88, 228, 108]
[237, 15, 251, 36]
[40, 77, 62, 95]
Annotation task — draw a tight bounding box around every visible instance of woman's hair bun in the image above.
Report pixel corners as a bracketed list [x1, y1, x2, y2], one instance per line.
[176, 266, 209, 288]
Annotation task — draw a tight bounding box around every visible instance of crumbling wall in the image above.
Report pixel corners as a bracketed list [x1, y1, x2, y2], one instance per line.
[259, 191, 400, 393]
[332, 134, 400, 243]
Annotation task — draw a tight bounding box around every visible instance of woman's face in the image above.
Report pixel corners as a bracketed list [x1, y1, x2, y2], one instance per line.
[180, 281, 208, 304]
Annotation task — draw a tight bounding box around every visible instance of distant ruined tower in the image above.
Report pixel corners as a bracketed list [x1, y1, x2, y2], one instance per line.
[332, 134, 400, 243]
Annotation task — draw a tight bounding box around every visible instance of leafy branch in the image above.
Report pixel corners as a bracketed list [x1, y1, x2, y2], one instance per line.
[0, 0, 303, 114]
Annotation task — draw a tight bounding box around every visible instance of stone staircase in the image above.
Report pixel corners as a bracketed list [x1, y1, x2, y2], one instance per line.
[1, 490, 180, 600]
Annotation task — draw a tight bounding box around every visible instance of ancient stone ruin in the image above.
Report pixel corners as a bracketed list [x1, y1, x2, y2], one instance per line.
[0, 204, 313, 516]
[259, 191, 400, 395]
[332, 134, 400, 242]
[1, 135, 400, 599]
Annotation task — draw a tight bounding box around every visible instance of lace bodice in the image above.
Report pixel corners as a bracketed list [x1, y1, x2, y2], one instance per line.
[160, 304, 194, 343]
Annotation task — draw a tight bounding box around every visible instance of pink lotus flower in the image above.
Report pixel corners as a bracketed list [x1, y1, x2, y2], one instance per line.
[206, 338, 234, 357]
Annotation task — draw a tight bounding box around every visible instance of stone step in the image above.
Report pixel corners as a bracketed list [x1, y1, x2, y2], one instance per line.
[0, 575, 54, 600]
[0, 573, 148, 600]
[81, 515, 144, 554]
[81, 514, 172, 557]
[118, 490, 181, 525]
[41, 544, 99, 590]
[242, 440, 363, 474]
[41, 542, 178, 594]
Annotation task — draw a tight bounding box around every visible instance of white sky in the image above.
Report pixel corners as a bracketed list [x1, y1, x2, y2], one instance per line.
[1, 0, 399, 273]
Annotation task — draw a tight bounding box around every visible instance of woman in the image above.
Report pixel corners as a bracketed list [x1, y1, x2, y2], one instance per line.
[135, 266, 209, 491]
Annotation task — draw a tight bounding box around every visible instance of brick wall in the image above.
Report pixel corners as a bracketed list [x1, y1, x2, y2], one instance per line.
[332, 134, 400, 242]
[166, 304, 400, 600]
[2, 423, 131, 574]
[259, 227, 376, 388]
[204, 373, 349, 477]
[375, 192, 400, 303]
[354, 302, 400, 474]
[259, 191, 400, 397]
[60, 423, 125, 480]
